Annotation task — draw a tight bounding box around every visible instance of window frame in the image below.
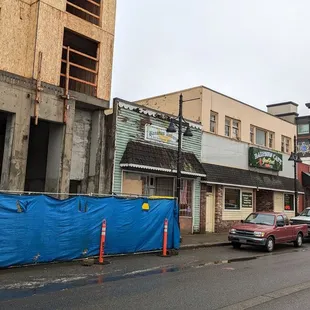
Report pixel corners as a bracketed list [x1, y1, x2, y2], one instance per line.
[224, 187, 241, 211]
[179, 179, 194, 217]
[255, 128, 267, 147]
[250, 125, 274, 149]
[281, 135, 291, 154]
[284, 193, 294, 212]
[225, 117, 240, 140]
[250, 126, 255, 143]
[210, 111, 218, 134]
[297, 123, 310, 135]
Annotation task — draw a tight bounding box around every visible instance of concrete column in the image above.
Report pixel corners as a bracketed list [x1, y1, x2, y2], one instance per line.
[45, 123, 64, 193]
[58, 100, 75, 198]
[87, 109, 105, 194]
[8, 107, 32, 191]
[0, 114, 15, 189]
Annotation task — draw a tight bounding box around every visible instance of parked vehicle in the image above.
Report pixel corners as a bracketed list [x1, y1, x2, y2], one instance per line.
[290, 208, 310, 235]
[228, 212, 308, 252]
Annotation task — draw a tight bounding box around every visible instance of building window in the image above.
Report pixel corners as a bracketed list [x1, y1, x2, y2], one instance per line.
[224, 188, 240, 210]
[250, 126, 254, 143]
[268, 132, 274, 148]
[210, 112, 217, 133]
[232, 120, 240, 139]
[256, 128, 267, 146]
[298, 124, 309, 135]
[225, 117, 231, 137]
[142, 176, 174, 197]
[179, 179, 193, 217]
[66, 0, 101, 26]
[281, 136, 291, 153]
[284, 193, 294, 211]
[225, 117, 240, 139]
[60, 29, 99, 97]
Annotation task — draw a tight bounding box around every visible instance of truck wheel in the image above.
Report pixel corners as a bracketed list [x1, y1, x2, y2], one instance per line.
[265, 237, 274, 252]
[294, 233, 303, 248]
[232, 242, 241, 249]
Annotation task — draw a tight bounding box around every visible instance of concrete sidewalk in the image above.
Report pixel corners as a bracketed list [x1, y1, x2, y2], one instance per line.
[180, 232, 230, 249]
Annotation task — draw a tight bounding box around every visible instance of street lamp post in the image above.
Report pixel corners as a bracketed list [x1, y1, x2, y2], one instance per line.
[166, 94, 197, 238]
[288, 135, 302, 217]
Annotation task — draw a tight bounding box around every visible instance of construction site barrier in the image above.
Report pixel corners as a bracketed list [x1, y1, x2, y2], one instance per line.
[162, 219, 168, 256]
[0, 194, 180, 268]
[99, 220, 106, 264]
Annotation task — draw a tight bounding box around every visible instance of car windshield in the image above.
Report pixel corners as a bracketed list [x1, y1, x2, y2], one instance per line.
[244, 213, 275, 226]
[299, 209, 310, 217]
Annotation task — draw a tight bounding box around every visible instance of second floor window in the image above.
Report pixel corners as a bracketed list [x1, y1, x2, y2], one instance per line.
[269, 132, 274, 148]
[281, 136, 291, 153]
[225, 118, 230, 137]
[225, 117, 240, 139]
[250, 126, 254, 143]
[232, 120, 240, 139]
[210, 112, 217, 133]
[256, 128, 266, 146]
[297, 124, 309, 135]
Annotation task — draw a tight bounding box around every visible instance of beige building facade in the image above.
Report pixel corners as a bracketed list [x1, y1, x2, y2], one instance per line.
[0, 0, 116, 195]
[137, 86, 303, 233]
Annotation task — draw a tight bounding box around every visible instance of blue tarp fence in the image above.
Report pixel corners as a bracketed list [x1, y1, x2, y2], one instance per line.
[0, 194, 180, 268]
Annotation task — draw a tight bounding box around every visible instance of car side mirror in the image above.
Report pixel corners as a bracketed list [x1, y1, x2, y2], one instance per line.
[277, 222, 284, 227]
[296, 213, 300, 216]
[241, 220, 244, 223]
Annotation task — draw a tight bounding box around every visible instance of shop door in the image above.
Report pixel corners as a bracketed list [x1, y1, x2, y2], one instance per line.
[206, 185, 215, 232]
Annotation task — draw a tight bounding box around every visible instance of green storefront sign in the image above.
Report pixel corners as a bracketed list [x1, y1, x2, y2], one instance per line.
[249, 147, 283, 171]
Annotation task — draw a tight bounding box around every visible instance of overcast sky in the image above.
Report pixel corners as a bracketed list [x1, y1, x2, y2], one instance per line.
[111, 0, 310, 115]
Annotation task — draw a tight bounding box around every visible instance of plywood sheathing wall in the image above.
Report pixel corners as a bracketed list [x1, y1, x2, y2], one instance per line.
[33, 1, 63, 85]
[0, 0, 116, 101]
[0, 0, 36, 78]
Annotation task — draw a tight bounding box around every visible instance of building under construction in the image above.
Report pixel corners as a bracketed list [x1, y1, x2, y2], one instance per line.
[0, 0, 116, 195]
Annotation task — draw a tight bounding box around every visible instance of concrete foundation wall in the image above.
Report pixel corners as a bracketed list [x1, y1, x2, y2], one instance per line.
[0, 70, 109, 195]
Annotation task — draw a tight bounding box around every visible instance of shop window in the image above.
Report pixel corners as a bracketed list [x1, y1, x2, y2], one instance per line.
[142, 175, 174, 197]
[224, 188, 240, 210]
[298, 124, 309, 135]
[284, 193, 294, 211]
[281, 136, 291, 153]
[179, 179, 193, 217]
[210, 112, 217, 133]
[156, 177, 174, 197]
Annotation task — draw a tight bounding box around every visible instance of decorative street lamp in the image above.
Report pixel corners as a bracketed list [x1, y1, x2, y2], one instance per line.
[288, 135, 302, 216]
[167, 94, 198, 240]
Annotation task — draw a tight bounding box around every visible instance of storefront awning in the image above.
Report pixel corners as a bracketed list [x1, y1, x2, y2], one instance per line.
[202, 163, 304, 194]
[120, 141, 206, 178]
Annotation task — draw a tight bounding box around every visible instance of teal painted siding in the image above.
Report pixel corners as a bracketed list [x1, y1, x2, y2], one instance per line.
[112, 103, 203, 230]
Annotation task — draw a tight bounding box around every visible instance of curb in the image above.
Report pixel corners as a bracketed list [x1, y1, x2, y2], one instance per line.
[180, 242, 231, 250]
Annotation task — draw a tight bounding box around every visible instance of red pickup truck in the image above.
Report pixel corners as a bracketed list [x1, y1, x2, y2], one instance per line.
[228, 212, 308, 252]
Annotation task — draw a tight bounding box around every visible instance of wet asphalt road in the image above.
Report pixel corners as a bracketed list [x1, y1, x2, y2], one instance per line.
[1, 242, 310, 309]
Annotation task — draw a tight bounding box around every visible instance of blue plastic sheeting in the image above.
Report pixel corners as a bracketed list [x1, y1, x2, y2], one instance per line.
[0, 194, 180, 268]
